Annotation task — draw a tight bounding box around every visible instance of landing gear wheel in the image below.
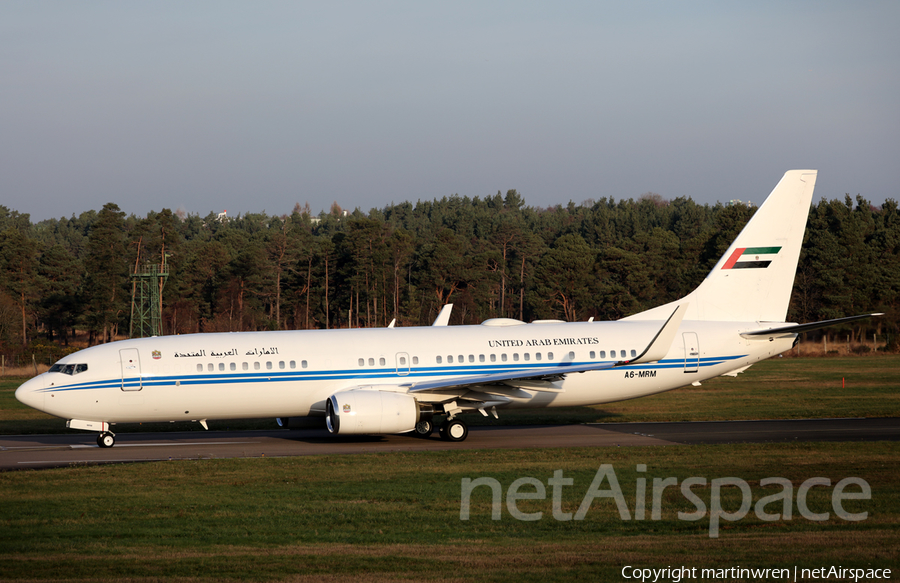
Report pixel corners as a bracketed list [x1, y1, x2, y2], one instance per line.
[97, 432, 115, 448]
[439, 418, 468, 442]
[413, 419, 434, 437]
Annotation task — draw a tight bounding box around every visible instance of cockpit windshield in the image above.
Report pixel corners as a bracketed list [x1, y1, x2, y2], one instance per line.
[48, 363, 88, 375]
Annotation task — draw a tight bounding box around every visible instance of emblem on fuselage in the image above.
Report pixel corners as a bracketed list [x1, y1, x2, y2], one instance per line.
[152, 350, 162, 360]
[343, 404, 351, 413]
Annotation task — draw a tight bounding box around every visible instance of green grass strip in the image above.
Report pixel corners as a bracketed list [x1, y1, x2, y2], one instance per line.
[1, 442, 898, 581]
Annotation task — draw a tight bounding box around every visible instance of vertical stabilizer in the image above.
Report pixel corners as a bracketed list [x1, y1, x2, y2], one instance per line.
[625, 170, 817, 323]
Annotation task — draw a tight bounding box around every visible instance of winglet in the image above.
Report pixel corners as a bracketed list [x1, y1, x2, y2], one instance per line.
[409, 304, 688, 394]
[432, 304, 453, 326]
[626, 303, 687, 365]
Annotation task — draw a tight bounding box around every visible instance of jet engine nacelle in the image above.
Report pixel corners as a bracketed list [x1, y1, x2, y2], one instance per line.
[325, 390, 424, 435]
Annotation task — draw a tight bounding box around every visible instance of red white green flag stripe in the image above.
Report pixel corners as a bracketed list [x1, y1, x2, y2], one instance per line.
[721, 246, 782, 269]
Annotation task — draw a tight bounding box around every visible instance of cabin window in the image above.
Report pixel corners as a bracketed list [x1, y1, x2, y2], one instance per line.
[468, 355, 474, 363]
[218, 363, 225, 371]
[536, 353, 542, 361]
[548, 352, 554, 360]
[458, 355, 464, 363]
[436, 356, 442, 364]
[479, 354, 485, 363]
[302, 360, 308, 368]
[631, 349, 637, 358]
[524, 353, 530, 361]
[399, 356, 407, 365]
[590, 351, 596, 359]
[208, 363, 214, 372]
[242, 362, 248, 371]
[568, 351, 575, 359]
[379, 357, 386, 366]
[289, 360, 296, 369]
[501, 354, 508, 362]
[197, 364, 203, 372]
[368, 358, 375, 366]
[600, 350, 606, 358]
[254, 362, 261, 370]
[412, 356, 418, 365]
[230, 362, 236, 371]
[513, 353, 519, 362]
[490, 354, 496, 362]
[610, 350, 616, 358]
[358, 358, 364, 366]
[620, 349, 626, 357]
[266, 361, 273, 370]
[448, 355, 454, 363]
[279, 361, 285, 369]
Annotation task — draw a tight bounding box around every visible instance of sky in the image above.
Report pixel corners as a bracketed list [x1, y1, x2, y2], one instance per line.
[2, 1, 898, 222]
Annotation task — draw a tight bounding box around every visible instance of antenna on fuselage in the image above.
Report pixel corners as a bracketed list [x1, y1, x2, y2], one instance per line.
[432, 304, 453, 326]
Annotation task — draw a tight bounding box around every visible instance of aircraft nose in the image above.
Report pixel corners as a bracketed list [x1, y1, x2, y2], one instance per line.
[15, 376, 46, 412]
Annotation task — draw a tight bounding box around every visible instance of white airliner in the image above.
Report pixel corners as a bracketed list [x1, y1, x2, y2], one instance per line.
[16, 170, 879, 447]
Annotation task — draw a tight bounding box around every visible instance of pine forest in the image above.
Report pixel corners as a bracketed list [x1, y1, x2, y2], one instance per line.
[1, 189, 898, 366]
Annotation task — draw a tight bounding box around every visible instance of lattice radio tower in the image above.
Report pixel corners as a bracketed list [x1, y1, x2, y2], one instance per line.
[130, 238, 169, 338]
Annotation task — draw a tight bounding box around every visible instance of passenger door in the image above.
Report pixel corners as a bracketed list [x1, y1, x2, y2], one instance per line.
[120, 348, 142, 391]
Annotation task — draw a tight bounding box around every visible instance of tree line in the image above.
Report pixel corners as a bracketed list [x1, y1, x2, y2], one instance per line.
[1, 189, 898, 362]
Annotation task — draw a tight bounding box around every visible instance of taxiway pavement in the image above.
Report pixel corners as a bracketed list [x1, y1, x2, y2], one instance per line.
[1, 417, 897, 470]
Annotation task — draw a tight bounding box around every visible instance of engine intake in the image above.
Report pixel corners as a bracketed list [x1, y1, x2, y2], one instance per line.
[325, 390, 427, 435]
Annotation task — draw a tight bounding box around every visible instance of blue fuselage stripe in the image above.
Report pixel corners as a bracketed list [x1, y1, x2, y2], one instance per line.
[37, 354, 746, 393]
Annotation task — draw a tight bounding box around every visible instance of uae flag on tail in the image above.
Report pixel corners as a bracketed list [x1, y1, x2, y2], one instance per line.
[721, 246, 782, 269]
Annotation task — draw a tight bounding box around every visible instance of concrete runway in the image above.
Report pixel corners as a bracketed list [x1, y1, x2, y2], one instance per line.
[1, 417, 897, 470]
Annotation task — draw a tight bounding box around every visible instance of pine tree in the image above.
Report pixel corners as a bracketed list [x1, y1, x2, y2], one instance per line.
[83, 203, 128, 344]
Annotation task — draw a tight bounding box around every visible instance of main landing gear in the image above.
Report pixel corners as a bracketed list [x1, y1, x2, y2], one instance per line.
[411, 417, 469, 441]
[413, 418, 434, 438]
[439, 418, 468, 442]
[97, 432, 116, 448]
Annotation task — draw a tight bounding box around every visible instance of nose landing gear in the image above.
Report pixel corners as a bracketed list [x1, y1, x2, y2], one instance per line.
[97, 432, 116, 448]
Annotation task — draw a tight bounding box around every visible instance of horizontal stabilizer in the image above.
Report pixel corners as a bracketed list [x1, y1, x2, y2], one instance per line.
[741, 313, 884, 338]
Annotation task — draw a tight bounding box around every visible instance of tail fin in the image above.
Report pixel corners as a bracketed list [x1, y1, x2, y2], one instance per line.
[625, 169, 817, 323]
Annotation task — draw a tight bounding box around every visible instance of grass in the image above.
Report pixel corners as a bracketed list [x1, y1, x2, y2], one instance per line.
[590, 353, 900, 423]
[2, 355, 898, 435]
[1, 442, 897, 581]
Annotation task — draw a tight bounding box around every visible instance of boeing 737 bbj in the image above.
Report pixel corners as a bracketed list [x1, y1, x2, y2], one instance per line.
[16, 170, 880, 447]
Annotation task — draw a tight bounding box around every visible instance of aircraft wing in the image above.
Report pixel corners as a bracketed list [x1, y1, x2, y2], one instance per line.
[740, 313, 883, 339]
[406, 304, 688, 394]
[405, 360, 618, 393]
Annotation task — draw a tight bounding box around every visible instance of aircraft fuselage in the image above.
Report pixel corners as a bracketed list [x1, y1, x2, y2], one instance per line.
[16, 319, 793, 425]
